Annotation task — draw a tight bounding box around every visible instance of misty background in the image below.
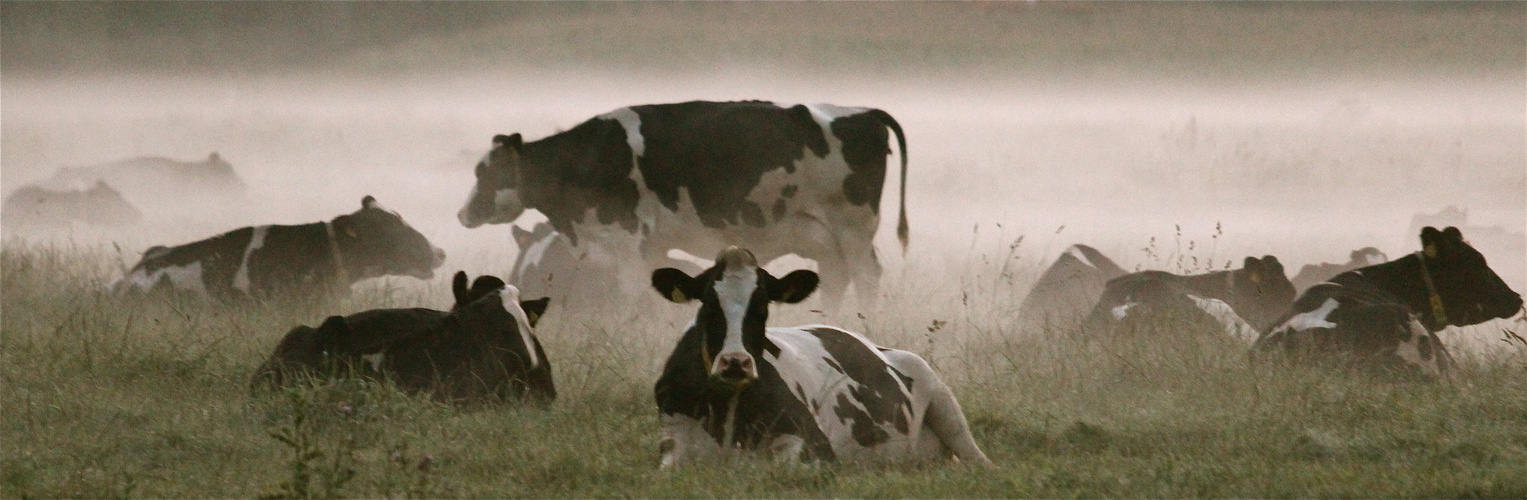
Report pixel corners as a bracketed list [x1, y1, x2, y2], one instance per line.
[3, 2, 1523, 291]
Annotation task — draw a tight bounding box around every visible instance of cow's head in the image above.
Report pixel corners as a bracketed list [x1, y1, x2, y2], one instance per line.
[456, 282, 551, 372]
[458, 133, 526, 228]
[1419, 226, 1523, 326]
[1230, 255, 1297, 331]
[332, 196, 446, 280]
[652, 247, 819, 390]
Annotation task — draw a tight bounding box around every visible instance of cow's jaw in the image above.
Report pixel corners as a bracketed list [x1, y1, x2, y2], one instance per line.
[711, 263, 760, 387]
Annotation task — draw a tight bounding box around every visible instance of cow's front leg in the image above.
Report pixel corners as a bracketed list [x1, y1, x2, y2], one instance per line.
[658, 413, 720, 469]
[766, 434, 806, 464]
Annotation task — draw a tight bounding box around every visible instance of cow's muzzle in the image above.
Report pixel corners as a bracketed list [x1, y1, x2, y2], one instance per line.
[711, 352, 757, 388]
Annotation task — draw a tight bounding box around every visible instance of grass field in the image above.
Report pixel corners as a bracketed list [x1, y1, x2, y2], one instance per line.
[3, 240, 1525, 498]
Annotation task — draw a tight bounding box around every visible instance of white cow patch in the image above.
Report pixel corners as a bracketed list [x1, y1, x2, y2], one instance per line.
[599, 107, 645, 157]
[514, 229, 559, 279]
[1186, 294, 1259, 345]
[659, 412, 725, 468]
[1112, 301, 1138, 320]
[1393, 318, 1443, 377]
[1064, 245, 1096, 269]
[1282, 298, 1341, 332]
[232, 225, 270, 292]
[497, 285, 540, 368]
[120, 261, 207, 296]
[713, 264, 760, 372]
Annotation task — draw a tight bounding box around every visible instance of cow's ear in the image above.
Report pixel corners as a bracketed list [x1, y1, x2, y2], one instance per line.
[361, 195, 378, 210]
[1442, 226, 1463, 241]
[493, 133, 523, 151]
[512, 225, 535, 249]
[452, 271, 470, 306]
[520, 297, 550, 327]
[652, 268, 701, 303]
[314, 315, 349, 352]
[772, 270, 819, 304]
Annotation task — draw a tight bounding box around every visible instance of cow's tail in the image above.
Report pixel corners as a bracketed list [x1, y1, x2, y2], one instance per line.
[866, 109, 909, 253]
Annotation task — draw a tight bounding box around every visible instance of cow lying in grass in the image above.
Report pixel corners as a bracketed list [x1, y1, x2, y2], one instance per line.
[113, 196, 445, 299]
[1254, 227, 1523, 379]
[1083, 256, 1297, 344]
[1017, 244, 1128, 334]
[651, 247, 991, 467]
[250, 272, 554, 406]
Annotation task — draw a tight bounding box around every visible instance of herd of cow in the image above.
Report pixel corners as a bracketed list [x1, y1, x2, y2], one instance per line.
[85, 100, 1521, 467]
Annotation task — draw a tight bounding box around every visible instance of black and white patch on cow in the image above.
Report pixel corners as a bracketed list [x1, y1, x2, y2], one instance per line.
[1017, 244, 1129, 334]
[1290, 247, 1388, 294]
[251, 272, 554, 406]
[650, 247, 991, 468]
[458, 101, 910, 309]
[1084, 256, 1295, 344]
[112, 196, 445, 299]
[1254, 227, 1523, 378]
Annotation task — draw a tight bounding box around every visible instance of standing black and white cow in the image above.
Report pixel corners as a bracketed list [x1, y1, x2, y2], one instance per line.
[650, 247, 991, 467]
[113, 196, 445, 299]
[458, 101, 909, 309]
[1083, 256, 1297, 345]
[1254, 227, 1523, 378]
[1016, 244, 1128, 334]
[251, 271, 554, 406]
[1289, 247, 1388, 294]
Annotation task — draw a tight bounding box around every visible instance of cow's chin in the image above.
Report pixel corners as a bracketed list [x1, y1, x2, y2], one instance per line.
[710, 375, 755, 392]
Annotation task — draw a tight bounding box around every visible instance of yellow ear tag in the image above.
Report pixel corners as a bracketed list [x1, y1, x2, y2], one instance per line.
[778, 290, 794, 303]
[1424, 244, 1438, 258]
[670, 290, 687, 303]
[345, 227, 358, 238]
[1249, 273, 1262, 284]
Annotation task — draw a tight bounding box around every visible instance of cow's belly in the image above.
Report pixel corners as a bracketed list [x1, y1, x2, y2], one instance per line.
[763, 327, 932, 463]
[621, 144, 881, 263]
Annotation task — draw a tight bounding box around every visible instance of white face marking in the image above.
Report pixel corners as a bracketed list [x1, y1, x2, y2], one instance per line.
[1064, 245, 1097, 269]
[598, 107, 645, 157]
[493, 188, 516, 207]
[497, 285, 539, 368]
[122, 261, 207, 296]
[232, 225, 270, 292]
[712, 264, 760, 374]
[1282, 298, 1341, 332]
[362, 352, 384, 371]
[1186, 294, 1259, 345]
[514, 230, 560, 279]
[1358, 251, 1387, 266]
[1111, 301, 1137, 320]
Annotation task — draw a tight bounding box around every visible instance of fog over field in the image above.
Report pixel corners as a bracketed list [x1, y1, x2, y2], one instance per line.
[3, 3, 1527, 497]
[4, 2, 1522, 289]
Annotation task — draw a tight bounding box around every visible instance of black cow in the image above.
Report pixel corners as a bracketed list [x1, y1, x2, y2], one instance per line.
[1016, 244, 1128, 334]
[1, 180, 142, 230]
[1254, 227, 1522, 378]
[650, 247, 991, 467]
[112, 196, 444, 299]
[1290, 247, 1388, 294]
[458, 101, 910, 309]
[251, 272, 554, 406]
[1084, 256, 1296, 344]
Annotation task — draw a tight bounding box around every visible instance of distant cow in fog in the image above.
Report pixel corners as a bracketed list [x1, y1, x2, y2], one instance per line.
[1254, 227, 1522, 379]
[251, 272, 554, 406]
[1290, 247, 1388, 293]
[1, 181, 142, 230]
[457, 100, 910, 310]
[1016, 244, 1128, 334]
[112, 196, 444, 299]
[1084, 256, 1296, 344]
[44, 152, 246, 215]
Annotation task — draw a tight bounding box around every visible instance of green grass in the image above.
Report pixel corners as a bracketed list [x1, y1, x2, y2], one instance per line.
[3, 241, 1526, 498]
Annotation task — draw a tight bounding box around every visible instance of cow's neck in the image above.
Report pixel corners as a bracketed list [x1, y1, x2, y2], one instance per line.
[1181, 270, 1234, 301]
[1338, 253, 1444, 329]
